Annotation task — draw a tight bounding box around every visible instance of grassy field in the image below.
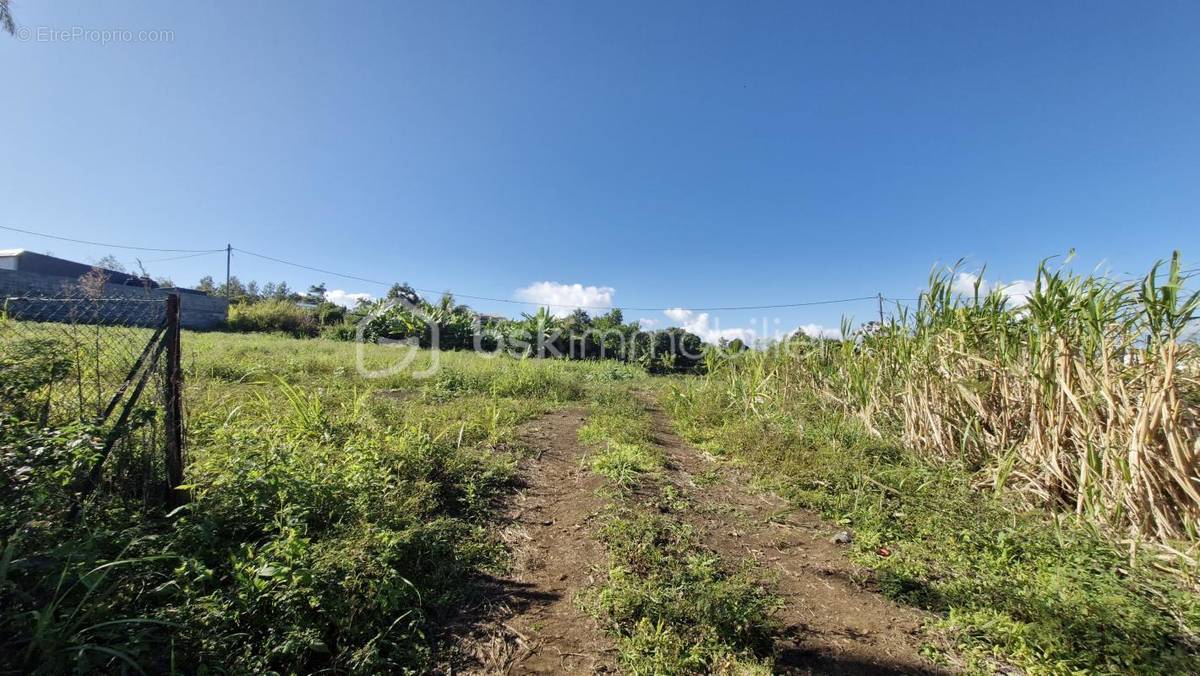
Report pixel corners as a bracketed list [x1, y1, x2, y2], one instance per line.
[1, 330, 645, 673]
[3, 313, 1199, 673]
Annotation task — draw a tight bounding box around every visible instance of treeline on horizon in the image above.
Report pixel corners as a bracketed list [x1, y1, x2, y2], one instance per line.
[212, 277, 740, 374]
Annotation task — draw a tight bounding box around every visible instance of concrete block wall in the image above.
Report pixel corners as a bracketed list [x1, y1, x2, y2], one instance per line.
[173, 292, 229, 330]
[0, 269, 228, 329]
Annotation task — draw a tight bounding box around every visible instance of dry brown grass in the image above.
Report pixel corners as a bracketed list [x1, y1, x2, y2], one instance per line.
[721, 253, 1200, 566]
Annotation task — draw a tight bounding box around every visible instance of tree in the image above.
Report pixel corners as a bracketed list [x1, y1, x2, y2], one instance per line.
[1, 0, 15, 36]
[197, 276, 217, 294]
[506, 307, 565, 358]
[307, 283, 327, 303]
[724, 338, 749, 353]
[218, 276, 248, 302]
[598, 308, 624, 326]
[386, 283, 421, 305]
[94, 255, 127, 273]
[563, 309, 592, 358]
[633, 327, 705, 374]
[592, 308, 633, 361]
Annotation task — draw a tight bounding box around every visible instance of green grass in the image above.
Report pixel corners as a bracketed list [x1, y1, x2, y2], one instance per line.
[579, 388, 664, 490]
[665, 377, 1200, 675]
[588, 442, 664, 491]
[577, 386, 656, 446]
[6, 323, 1198, 674]
[575, 388, 780, 674]
[1, 328, 647, 674]
[582, 511, 779, 675]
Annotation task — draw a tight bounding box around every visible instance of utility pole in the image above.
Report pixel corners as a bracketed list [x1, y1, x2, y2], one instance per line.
[225, 244, 232, 299]
[877, 292, 885, 326]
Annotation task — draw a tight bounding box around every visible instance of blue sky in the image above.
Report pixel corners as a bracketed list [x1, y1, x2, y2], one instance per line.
[2, 1, 1198, 341]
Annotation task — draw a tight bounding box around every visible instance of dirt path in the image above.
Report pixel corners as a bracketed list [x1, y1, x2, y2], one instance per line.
[642, 404, 946, 675]
[446, 409, 617, 674]
[447, 404, 947, 674]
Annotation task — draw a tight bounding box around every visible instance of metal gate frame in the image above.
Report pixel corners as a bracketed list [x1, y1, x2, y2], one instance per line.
[75, 293, 188, 507]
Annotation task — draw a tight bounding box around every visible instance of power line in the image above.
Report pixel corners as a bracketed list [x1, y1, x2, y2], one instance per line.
[233, 247, 391, 287]
[645, 297, 879, 312]
[0, 224, 913, 312]
[142, 250, 225, 264]
[234, 247, 880, 312]
[0, 224, 225, 253]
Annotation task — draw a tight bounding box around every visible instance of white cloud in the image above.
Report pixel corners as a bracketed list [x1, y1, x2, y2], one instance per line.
[662, 308, 756, 345]
[952, 272, 1034, 307]
[951, 272, 986, 297]
[325, 289, 373, 308]
[663, 307, 691, 323]
[1000, 279, 1035, 305]
[515, 281, 615, 317]
[637, 317, 660, 329]
[797, 323, 841, 339]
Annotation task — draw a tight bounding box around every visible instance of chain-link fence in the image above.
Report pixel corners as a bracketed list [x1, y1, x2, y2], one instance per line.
[0, 294, 186, 509]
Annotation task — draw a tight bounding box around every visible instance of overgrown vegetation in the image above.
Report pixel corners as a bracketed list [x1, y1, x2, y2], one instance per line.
[227, 298, 328, 337]
[586, 512, 779, 674]
[347, 293, 706, 374]
[577, 390, 780, 673]
[665, 253, 1200, 673]
[0, 327, 645, 673]
[5, 251, 1198, 674]
[218, 279, 709, 374]
[776, 253, 1199, 550]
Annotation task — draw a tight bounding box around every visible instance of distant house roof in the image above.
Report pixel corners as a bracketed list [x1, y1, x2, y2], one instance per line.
[0, 249, 159, 288]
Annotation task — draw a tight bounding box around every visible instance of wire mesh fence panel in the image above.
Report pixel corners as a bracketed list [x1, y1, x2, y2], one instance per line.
[0, 295, 184, 509]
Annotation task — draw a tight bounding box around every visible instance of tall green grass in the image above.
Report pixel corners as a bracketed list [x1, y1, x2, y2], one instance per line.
[708, 253, 1199, 560]
[665, 252, 1200, 672]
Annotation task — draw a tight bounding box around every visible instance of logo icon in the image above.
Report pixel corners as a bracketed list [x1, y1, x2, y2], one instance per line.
[354, 296, 440, 379]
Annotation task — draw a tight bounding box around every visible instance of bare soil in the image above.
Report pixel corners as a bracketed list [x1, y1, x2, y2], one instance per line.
[443, 409, 617, 674]
[642, 403, 948, 675]
[444, 404, 950, 675]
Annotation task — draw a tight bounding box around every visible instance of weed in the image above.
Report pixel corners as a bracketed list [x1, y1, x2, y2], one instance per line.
[0, 329, 647, 672]
[576, 389, 781, 673]
[581, 511, 779, 674]
[588, 442, 664, 491]
[665, 375, 1200, 674]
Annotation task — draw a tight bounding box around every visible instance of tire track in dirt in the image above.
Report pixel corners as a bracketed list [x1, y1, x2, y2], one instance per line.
[641, 402, 950, 675]
[445, 403, 948, 675]
[444, 409, 616, 674]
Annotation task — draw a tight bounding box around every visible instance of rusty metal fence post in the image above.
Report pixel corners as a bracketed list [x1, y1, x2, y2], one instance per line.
[164, 293, 188, 507]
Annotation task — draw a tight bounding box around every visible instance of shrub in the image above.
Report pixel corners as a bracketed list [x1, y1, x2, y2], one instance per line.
[313, 301, 346, 326]
[227, 299, 318, 337]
